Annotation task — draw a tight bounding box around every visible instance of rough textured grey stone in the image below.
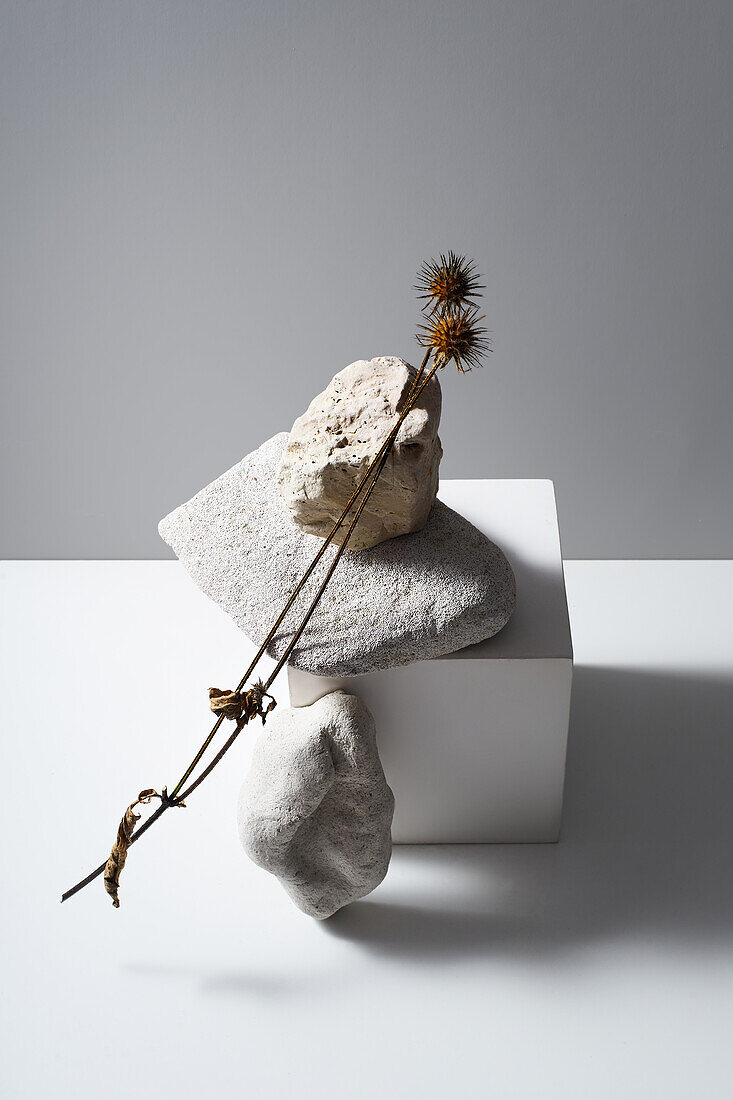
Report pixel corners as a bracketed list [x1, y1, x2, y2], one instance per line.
[238, 691, 394, 919]
[277, 356, 442, 550]
[159, 432, 516, 677]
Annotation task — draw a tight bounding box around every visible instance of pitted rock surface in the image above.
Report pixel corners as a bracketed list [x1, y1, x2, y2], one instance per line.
[238, 691, 394, 919]
[277, 357, 442, 550]
[159, 432, 516, 677]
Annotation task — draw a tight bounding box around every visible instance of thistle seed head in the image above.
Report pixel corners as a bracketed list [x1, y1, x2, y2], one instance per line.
[415, 252, 484, 314]
[417, 304, 491, 372]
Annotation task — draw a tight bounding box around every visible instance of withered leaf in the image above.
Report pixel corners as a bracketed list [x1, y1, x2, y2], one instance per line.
[103, 789, 161, 908]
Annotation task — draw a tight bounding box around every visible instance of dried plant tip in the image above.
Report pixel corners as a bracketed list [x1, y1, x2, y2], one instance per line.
[417, 304, 491, 372]
[247, 680, 278, 724]
[209, 680, 277, 725]
[104, 789, 161, 908]
[209, 687, 245, 721]
[415, 252, 484, 314]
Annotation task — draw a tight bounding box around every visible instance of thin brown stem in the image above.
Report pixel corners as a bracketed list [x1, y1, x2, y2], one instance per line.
[167, 350, 430, 800]
[172, 362, 442, 806]
[265, 359, 441, 687]
[170, 361, 441, 808]
[177, 719, 245, 802]
[60, 353, 436, 904]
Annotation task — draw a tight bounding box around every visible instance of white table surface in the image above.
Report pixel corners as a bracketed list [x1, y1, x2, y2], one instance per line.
[1, 560, 732, 1099]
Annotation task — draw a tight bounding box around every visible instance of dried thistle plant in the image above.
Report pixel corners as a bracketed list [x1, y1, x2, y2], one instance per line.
[418, 304, 490, 373]
[61, 252, 489, 909]
[416, 251, 484, 314]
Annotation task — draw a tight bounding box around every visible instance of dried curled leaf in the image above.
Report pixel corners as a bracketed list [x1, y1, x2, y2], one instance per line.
[209, 680, 277, 725]
[209, 687, 245, 721]
[103, 789, 160, 908]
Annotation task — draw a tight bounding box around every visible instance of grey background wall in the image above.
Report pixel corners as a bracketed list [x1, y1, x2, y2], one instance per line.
[2, 0, 731, 559]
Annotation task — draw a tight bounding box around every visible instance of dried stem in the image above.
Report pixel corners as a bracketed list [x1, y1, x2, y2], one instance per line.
[166, 349, 431, 801]
[263, 359, 442, 688]
[60, 352, 435, 904]
[177, 359, 441, 798]
[62, 251, 488, 909]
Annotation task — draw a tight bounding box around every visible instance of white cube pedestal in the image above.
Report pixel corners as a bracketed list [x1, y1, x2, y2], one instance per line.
[288, 480, 573, 843]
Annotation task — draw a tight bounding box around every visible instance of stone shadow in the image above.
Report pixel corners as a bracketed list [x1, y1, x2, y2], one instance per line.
[325, 666, 733, 960]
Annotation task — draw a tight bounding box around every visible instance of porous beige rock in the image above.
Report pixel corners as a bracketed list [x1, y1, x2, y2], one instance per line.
[276, 356, 442, 550]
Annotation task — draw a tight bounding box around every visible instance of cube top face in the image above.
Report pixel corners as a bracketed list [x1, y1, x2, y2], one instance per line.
[437, 479, 573, 662]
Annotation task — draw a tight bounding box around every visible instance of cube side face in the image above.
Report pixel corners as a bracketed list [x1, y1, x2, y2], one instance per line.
[437, 480, 573, 662]
[288, 657, 572, 843]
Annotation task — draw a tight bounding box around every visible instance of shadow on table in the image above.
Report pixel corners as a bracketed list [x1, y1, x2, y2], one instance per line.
[325, 666, 733, 960]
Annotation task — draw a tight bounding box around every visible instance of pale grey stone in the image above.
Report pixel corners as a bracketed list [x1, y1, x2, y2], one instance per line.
[159, 432, 516, 677]
[238, 691, 394, 919]
[277, 356, 442, 550]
